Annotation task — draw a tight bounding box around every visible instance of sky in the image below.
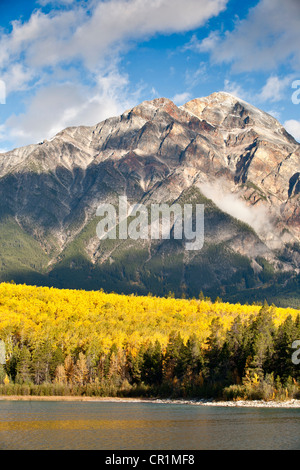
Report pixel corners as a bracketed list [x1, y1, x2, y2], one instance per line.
[0, 0, 299, 153]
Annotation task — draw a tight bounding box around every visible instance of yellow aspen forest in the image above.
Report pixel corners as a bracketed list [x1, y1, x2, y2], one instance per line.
[0, 282, 299, 400]
[0, 282, 298, 353]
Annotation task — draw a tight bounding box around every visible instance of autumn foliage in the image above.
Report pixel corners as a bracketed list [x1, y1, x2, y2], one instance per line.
[0, 282, 299, 400]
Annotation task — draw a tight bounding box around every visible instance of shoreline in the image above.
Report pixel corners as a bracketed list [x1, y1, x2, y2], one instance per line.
[0, 395, 300, 408]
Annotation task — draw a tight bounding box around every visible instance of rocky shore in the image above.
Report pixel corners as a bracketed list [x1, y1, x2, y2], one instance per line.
[0, 395, 299, 408]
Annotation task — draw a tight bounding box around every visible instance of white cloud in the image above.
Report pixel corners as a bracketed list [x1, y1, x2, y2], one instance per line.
[284, 120, 300, 142]
[1, 0, 229, 75]
[258, 75, 293, 103]
[199, 180, 275, 239]
[223, 79, 249, 101]
[2, 64, 36, 94]
[74, 0, 229, 68]
[172, 92, 191, 105]
[0, 0, 229, 148]
[0, 80, 5, 104]
[266, 110, 281, 121]
[185, 62, 208, 88]
[150, 87, 160, 99]
[221, 75, 294, 114]
[4, 68, 138, 146]
[198, 0, 300, 72]
[190, 31, 220, 53]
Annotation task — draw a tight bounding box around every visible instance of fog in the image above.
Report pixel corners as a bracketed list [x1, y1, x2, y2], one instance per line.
[198, 180, 283, 248]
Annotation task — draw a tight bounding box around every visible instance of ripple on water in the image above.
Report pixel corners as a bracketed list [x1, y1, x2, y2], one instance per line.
[0, 401, 299, 450]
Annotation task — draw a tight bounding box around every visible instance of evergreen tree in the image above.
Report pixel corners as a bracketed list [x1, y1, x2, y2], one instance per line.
[142, 340, 163, 385]
[205, 318, 226, 382]
[221, 316, 250, 383]
[31, 341, 53, 385]
[272, 315, 299, 380]
[16, 346, 32, 384]
[49, 347, 65, 380]
[246, 305, 276, 380]
[0, 364, 6, 384]
[163, 332, 187, 382]
[185, 334, 205, 376]
[125, 343, 146, 384]
[5, 345, 19, 382]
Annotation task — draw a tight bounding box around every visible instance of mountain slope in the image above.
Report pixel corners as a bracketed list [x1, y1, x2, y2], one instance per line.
[0, 92, 299, 304]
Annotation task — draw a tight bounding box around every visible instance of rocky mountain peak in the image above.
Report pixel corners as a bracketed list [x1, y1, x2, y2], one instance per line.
[0, 93, 299, 302]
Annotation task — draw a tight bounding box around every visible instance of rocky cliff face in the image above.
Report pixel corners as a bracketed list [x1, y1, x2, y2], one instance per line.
[0, 92, 299, 303]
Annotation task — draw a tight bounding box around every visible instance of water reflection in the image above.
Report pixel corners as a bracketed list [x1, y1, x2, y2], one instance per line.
[0, 401, 299, 450]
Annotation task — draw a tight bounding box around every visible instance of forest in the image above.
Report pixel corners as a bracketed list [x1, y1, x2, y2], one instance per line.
[0, 282, 299, 401]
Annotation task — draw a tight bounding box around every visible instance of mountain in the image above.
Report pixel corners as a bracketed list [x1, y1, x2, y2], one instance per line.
[0, 92, 299, 305]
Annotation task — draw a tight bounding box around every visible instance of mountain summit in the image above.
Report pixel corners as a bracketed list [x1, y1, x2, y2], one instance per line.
[0, 92, 299, 304]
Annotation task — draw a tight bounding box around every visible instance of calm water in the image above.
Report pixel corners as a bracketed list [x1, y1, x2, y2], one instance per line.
[0, 400, 299, 450]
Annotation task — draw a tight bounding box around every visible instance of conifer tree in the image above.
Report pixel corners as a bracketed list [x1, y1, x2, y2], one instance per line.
[16, 346, 32, 384]
[142, 340, 163, 385]
[272, 315, 299, 380]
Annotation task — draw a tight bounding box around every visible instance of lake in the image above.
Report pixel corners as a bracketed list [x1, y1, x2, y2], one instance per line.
[0, 400, 299, 450]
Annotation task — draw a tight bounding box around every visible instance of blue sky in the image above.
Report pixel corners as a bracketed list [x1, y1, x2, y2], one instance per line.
[0, 0, 299, 152]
